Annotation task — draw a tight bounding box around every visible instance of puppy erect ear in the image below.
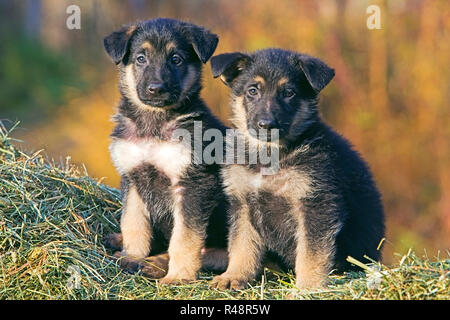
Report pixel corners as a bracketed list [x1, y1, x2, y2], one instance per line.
[297, 54, 335, 93]
[104, 24, 137, 65]
[210, 52, 250, 87]
[183, 24, 219, 64]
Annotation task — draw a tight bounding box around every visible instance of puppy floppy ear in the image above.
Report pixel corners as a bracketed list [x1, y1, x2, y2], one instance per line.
[210, 52, 250, 87]
[183, 24, 219, 63]
[297, 54, 335, 93]
[104, 24, 138, 65]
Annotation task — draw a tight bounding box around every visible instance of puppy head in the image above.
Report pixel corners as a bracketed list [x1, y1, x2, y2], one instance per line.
[211, 49, 334, 143]
[104, 18, 218, 110]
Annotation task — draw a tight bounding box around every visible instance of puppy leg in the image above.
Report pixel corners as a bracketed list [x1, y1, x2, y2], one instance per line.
[211, 204, 263, 290]
[160, 191, 204, 284]
[117, 185, 152, 272]
[160, 224, 203, 284]
[294, 217, 333, 289]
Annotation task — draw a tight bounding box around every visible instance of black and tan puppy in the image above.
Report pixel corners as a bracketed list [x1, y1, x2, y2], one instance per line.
[209, 49, 385, 289]
[103, 18, 228, 283]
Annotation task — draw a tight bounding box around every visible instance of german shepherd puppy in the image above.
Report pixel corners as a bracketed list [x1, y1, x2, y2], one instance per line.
[103, 18, 228, 284]
[209, 49, 385, 289]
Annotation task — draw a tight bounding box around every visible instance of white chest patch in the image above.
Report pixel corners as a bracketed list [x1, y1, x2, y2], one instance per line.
[110, 138, 191, 184]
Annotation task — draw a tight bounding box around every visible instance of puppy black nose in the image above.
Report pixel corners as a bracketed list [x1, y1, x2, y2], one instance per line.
[257, 119, 277, 129]
[147, 82, 165, 95]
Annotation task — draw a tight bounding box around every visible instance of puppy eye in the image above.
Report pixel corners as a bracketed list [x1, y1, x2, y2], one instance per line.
[284, 88, 296, 98]
[136, 55, 147, 65]
[171, 54, 183, 65]
[247, 87, 259, 96]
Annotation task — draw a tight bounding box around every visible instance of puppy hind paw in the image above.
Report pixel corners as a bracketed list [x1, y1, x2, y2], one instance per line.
[104, 233, 123, 251]
[140, 254, 170, 279]
[112, 251, 141, 274]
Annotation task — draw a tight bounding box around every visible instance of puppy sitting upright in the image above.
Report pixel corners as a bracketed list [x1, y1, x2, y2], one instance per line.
[103, 18, 228, 284]
[210, 49, 385, 289]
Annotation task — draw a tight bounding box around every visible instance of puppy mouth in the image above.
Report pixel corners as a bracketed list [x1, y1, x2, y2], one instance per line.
[139, 95, 179, 108]
[136, 84, 180, 107]
[140, 99, 172, 107]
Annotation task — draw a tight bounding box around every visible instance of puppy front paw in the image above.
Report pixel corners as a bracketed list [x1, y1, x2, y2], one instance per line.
[210, 274, 248, 290]
[159, 274, 196, 285]
[295, 275, 327, 290]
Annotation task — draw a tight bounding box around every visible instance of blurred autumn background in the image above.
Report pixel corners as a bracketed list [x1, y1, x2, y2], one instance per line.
[0, 0, 449, 263]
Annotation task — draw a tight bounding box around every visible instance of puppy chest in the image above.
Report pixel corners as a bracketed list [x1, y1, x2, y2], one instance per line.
[223, 165, 312, 201]
[110, 138, 191, 183]
[223, 165, 311, 248]
[246, 191, 298, 263]
[247, 190, 292, 227]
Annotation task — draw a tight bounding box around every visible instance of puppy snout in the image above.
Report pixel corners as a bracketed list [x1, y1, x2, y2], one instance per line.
[147, 82, 167, 95]
[257, 118, 277, 130]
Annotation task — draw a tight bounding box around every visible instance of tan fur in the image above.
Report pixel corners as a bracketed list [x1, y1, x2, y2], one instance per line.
[141, 41, 154, 52]
[211, 203, 262, 289]
[268, 168, 313, 200]
[295, 226, 332, 289]
[293, 199, 340, 289]
[244, 130, 281, 150]
[126, 25, 137, 36]
[292, 203, 325, 288]
[277, 77, 289, 87]
[165, 41, 176, 52]
[160, 189, 203, 283]
[253, 76, 265, 86]
[109, 137, 191, 184]
[120, 185, 151, 259]
[229, 95, 247, 131]
[223, 165, 312, 202]
[225, 204, 262, 278]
